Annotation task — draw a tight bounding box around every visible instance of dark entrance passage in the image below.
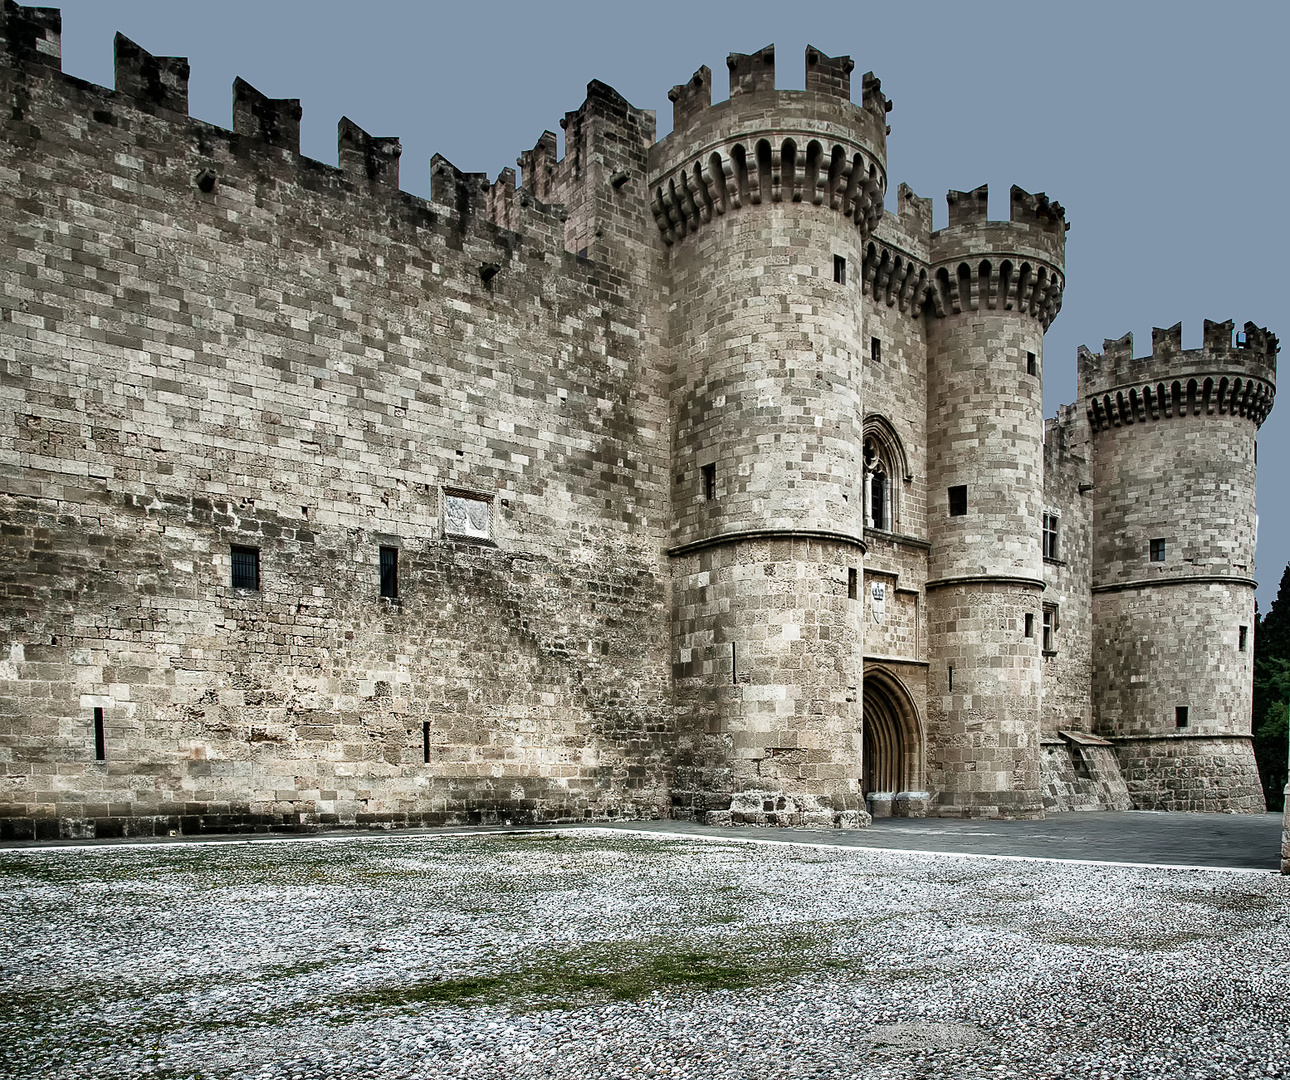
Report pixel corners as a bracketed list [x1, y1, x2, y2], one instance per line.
[861, 665, 925, 815]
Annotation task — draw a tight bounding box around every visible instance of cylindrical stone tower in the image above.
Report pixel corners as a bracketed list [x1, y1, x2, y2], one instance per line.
[651, 46, 888, 826]
[1081, 320, 1277, 811]
[923, 184, 1067, 818]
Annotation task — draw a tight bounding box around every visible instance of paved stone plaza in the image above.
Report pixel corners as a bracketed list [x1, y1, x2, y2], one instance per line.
[2, 829, 1287, 1079]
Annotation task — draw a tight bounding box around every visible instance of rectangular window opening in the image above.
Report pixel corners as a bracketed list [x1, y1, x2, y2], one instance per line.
[870, 336, 881, 365]
[1175, 705, 1188, 729]
[422, 721, 431, 764]
[948, 485, 968, 517]
[1024, 613, 1034, 638]
[848, 568, 858, 601]
[1150, 537, 1166, 562]
[379, 546, 399, 599]
[1042, 608, 1055, 653]
[1239, 625, 1248, 652]
[1027, 351, 1037, 376]
[1042, 513, 1059, 560]
[93, 707, 105, 762]
[230, 545, 260, 590]
[833, 254, 846, 285]
[701, 462, 716, 501]
[731, 641, 737, 686]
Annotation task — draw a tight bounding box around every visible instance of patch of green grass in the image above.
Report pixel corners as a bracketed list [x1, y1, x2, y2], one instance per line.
[339, 931, 843, 1015]
[344, 945, 758, 1013]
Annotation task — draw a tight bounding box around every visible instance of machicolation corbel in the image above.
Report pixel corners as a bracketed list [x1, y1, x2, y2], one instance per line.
[232, 76, 302, 154]
[113, 32, 188, 115]
[193, 167, 217, 194]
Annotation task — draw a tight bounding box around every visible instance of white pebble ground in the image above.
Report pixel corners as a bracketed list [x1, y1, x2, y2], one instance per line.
[1, 829, 1287, 1079]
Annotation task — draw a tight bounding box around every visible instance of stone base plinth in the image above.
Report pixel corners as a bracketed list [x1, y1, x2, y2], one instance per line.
[1108, 734, 1266, 813]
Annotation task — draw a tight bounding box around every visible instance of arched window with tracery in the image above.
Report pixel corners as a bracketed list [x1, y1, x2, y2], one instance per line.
[862, 416, 908, 535]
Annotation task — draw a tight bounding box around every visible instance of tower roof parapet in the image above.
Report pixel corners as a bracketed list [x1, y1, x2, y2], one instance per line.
[1079, 320, 1278, 433]
[927, 184, 1066, 330]
[650, 46, 888, 247]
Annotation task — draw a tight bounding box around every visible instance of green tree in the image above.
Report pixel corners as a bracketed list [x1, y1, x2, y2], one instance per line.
[1253, 562, 1290, 811]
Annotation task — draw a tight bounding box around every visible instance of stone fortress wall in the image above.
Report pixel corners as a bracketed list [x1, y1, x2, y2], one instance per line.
[0, 1, 1278, 839]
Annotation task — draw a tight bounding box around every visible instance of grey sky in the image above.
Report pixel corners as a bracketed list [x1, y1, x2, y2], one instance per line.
[49, 0, 1289, 608]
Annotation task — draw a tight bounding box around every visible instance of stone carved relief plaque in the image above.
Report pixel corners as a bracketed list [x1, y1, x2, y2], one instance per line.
[870, 581, 886, 625]
[444, 492, 490, 540]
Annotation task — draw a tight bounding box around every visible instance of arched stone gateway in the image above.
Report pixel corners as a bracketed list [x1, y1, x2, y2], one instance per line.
[862, 665, 929, 817]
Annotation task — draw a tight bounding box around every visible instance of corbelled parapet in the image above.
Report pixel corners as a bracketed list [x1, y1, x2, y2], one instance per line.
[927, 184, 1066, 330]
[861, 183, 933, 314]
[113, 32, 188, 114]
[1079, 320, 1278, 432]
[648, 44, 888, 247]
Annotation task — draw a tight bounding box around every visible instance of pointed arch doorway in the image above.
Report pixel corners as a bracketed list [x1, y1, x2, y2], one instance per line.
[862, 664, 925, 815]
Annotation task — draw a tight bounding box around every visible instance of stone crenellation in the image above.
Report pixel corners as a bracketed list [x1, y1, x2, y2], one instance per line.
[0, 0, 1278, 841]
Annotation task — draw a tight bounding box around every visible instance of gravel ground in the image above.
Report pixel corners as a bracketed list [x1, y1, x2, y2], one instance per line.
[1, 828, 1288, 1080]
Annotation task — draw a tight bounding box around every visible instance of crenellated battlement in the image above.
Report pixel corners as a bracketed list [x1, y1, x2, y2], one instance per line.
[337, 116, 400, 191]
[1079, 320, 1278, 432]
[649, 45, 888, 248]
[926, 184, 1066, 329]
[113, 32, 187, 114]
[0, 0, 59, 69]
[232, 77, 301, 153]
[0, 1, 592, 267]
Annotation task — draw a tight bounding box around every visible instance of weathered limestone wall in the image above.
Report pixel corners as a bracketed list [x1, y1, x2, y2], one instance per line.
[922, 188, 1064, 818]
[656, 49, 884, 824]
[1081, 326, 1275, 811]
[0, 20, 674, 838]
[1040, 731, 1131, 812]
[669, 536, 865, 825]
[1042, 405, 1093, 734]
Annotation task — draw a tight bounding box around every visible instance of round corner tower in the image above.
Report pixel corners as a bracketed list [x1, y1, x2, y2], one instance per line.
[651, 45, 887, 826]
[1081, 320, 1277, 811]
[923, 184, 1067, 819]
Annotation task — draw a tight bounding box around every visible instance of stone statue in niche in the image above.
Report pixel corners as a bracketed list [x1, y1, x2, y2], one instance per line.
[444, 493, 490, 539]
